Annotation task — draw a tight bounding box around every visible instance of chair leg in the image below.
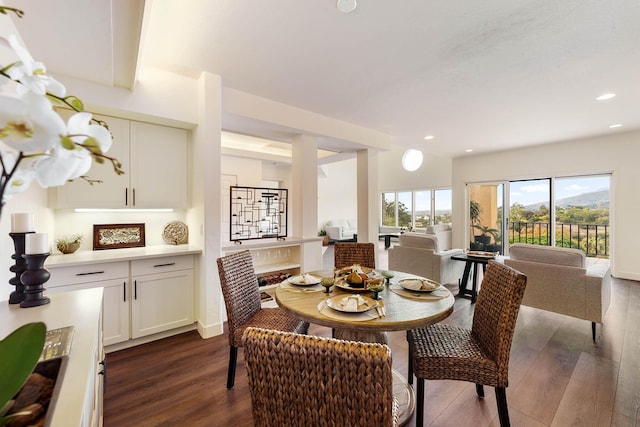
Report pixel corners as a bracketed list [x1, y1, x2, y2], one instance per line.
[416, 378, 425, 427]
[592, 321, 597, 342]
[495, 387, 511, 427]
[227, 346, 238, 389]
[476, 383, 484, 398]
[407, 350, 414, 386]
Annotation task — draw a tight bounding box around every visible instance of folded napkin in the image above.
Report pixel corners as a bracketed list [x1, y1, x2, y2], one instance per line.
[340, 294, 365, 312]
[401, 279, 424, 291]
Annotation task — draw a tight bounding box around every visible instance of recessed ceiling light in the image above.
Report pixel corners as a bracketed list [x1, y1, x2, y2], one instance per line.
[609, 123, 623, 128]
[423, 135, 435, 140]
[596, 93, 616, 101]
[465, 149, 473, 153]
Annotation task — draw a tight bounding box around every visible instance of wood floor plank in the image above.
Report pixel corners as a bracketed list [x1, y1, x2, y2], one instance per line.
[550, 352, 618, 426]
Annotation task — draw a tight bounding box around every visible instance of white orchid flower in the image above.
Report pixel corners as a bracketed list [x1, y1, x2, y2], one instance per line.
[0, 91, 66, 153]
[2, 35, 66, 97]
[33, 146, 85, 187]
[66, 112, 113, 155]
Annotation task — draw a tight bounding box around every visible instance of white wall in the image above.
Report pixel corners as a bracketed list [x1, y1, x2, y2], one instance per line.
[451, 130, 640, 280]
[52, 210, 188, 251]
[318, 158, 358, 231]
[378, 146, 453, 192]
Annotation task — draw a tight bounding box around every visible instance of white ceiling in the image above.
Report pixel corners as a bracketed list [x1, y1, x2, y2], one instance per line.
[8, 0, 640, 158]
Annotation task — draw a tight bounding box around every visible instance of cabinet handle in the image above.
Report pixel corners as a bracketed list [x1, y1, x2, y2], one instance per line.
[134, 280, 137, 300]
[133, 188, 136, 206]
[123, 282, 126, 302]
[76, 271, 105, 276]
[99, 359, 106, 393]
[125, 188, 128, 206]
[153, 262, 176, 268]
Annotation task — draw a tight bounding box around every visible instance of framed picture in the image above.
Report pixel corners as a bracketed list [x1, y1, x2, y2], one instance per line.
[93, 223, 146, 250]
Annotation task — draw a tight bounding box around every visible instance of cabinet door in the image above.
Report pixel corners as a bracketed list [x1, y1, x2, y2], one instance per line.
[130, 269, 194, 339]
[46, 279, 130, 346]
[52, 114, 130, 208]
[129, 122, 188, 208]
[102, 279, 130, 346]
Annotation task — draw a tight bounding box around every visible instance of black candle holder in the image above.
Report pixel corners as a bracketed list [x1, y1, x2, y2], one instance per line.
[20, 252, 51, 308]
[9, 231, 34, 304]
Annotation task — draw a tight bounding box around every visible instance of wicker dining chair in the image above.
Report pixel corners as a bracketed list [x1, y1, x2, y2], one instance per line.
[242, 327, 398, 427]
[216, 250, 309, 389]
[407, 261, 527, 427]
[334, 242, 376, 269]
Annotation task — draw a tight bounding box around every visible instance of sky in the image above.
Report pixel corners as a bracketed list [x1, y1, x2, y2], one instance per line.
[509, 175, 610, 207]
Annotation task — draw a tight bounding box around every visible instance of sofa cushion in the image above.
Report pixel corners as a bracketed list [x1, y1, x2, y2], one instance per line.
[327, 219, 350, 229]
[425, 224, 451, 234]
[425, 224, 452, 250]
[509, 243, 585, 268]
[398, 232, 439, 251]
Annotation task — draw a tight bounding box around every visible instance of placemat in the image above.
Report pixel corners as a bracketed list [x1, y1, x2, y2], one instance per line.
[389, 284, 449, 301]
[279, 281, 324, 293]
[316, 300, 379, 321]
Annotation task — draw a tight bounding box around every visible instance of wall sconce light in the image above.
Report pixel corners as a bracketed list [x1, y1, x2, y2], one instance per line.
[337, 0, 357, 13]
[402, 149, 423, 172]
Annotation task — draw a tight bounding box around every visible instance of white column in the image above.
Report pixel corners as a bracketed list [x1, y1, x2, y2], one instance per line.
[357, 149, 380, 263]
[192, 72, 223, 338]
[291, 135, 318, 238]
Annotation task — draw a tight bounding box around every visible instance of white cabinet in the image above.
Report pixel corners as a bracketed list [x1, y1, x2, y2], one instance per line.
[52, 113, 188, 209]
[130, 256, 194, 338]
[129, 122, 188, 208]
[47, 255, 194, 346]
[47, 261, 129, 346]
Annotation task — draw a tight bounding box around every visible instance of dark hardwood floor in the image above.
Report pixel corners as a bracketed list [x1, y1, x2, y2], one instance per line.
[103, 247, 640, 426]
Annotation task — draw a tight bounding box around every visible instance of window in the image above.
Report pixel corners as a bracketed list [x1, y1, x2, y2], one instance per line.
[434, 189, 452, 225]
[381, 192, 396, 226]
[380, 188, 451, 229]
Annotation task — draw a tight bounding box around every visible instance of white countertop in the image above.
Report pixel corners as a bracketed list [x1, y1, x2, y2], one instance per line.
[221, 236, 322, 251]
[46, 245, 202, 269]
[0, 288, 104, 427]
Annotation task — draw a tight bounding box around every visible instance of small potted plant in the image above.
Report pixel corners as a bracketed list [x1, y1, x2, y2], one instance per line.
[56, 234, 84, 254]
[319, 229, 329, 246]
[472, 225, 499, 250]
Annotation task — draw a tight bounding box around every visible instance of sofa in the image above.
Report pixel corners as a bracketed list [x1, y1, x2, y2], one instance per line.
[388, 228, 465, 286]
[324, 219, 357, 241]
[504, 243, 611, 341]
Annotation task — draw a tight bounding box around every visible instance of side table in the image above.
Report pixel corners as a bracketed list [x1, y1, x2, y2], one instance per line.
[451, 254, 494, 303]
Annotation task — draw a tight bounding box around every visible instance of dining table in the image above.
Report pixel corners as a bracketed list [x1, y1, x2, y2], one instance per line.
[274, 268, 455, 426]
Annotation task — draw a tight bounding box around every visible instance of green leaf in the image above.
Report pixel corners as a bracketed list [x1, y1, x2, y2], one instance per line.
[0, 322, 46, 412]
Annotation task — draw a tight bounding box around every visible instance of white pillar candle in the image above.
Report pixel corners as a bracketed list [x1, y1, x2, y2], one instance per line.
[11, 213, 35, 233]
[25, 233, 49, 254]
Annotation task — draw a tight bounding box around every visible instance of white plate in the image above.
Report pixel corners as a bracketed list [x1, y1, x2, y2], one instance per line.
[398, 278, 442, 292]
[325, 294, 377, 313]
[287, 274, 321, 286]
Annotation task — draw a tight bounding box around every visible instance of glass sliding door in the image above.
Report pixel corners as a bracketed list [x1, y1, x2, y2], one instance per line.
[508, 179, 552, 246]
[468, 183, 504, 253]
[554, 175, 610, 257]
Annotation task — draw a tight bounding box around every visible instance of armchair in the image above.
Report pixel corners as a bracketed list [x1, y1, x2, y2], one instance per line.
[388, 232, 465, 286]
